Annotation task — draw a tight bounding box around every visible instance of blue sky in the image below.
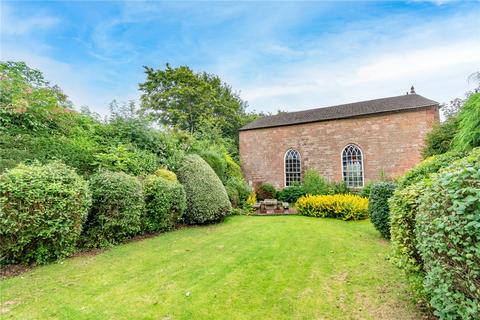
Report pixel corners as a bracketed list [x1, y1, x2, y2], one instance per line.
[1, 1, 479, 115]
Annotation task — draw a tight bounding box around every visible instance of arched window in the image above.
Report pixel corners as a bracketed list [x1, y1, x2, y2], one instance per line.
[342, 144, 364, 188]
[284, 149, 301, 186]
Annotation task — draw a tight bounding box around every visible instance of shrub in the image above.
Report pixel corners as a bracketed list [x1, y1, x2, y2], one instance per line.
[226, 177, 252, 207]
[94, 144, 159, 176]
[303, 169, 330, 195]
[368, 182, 396, 239]
[422, 115, 459, 158]
[453, 93, 480, 151]
[359, 181, 374, 198]
[415, 148, 480, 319]
[244, 191, 257, 213]
[143, 175, 186, 233]
[296, 194, 368, 221]
[199, 150, 228, 184]
[224, 154, 243, 180]
[176, 154, 231, 224]
[397, 151, 464, 189]
[277, 184, 306, 203]
[389, 182, 426, 274]
[0, 162, 91, 264]
[153, 168, 177, 181]
[256, 183, 277, 200]
[83, 171, 144, 247]
[328, 180, 350, 195]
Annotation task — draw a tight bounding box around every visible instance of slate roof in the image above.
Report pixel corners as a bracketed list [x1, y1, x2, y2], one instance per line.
[240, 94, 439, 131]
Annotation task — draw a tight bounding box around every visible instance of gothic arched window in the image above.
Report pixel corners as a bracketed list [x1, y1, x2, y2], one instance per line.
[284, 149, 301, 186]
[342, 144, 364, 188]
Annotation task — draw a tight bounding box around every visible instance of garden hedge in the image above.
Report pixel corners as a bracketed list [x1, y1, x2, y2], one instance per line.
[143, 175, 186, 232]
[256, 183, 277, 200]
[199, 150, 228, 184]
[226, 177, 252, 207]
[296, 194, 368, 221]
[368, 182, 396, 239]
[278, 185, 307, 203]
[83, 171, 144, 247]
[153, 168, 178, 181]
[0, 161, 91, 264]
[415, 148, 480, 319]
[176, 154, 231, 224]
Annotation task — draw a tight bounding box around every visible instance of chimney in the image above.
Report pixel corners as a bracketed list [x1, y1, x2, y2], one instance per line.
[410, 86, 416, 94]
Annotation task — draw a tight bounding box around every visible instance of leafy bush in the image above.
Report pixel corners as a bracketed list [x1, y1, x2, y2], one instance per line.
[83, 171, 144, 247]
[94, 144, 159, 176]
[256, 183, 277, 200]
[303, 169, 330, 195]
[415, 148, 480, 319]
[277, 185, 306, 203]
[328, 180, 350, 195]
[224, 154, 243, 180]
[143, 175, 186, 232]
[359, 181, 374, 198]
[453, 93, 480, 151]
[244, 191, 257, 213]
[389, 182, 426, 274]
[397, 151, 464, 189]
[368, 182, 396, 239]
[296, 194, 368, 221]
[0, 162, 91, 264]
[199, 150, 228, 184]
[226, 177, 252, 207]
[422, 115, 459, 158]
[153, 168, 177, 181]
[176, 154, 231, 224]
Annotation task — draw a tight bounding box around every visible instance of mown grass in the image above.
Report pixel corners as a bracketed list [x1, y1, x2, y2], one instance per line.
[0, 216, 423, 319]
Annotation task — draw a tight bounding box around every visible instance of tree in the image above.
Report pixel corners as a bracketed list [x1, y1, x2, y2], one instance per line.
[139, 64, 249, 146]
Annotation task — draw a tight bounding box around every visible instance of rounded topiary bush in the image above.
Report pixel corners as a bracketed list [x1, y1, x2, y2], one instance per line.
[0, 161, 91, 264]
[368, 181, 396, 239]
[83, 171, 144, 247]
[176, 154, 231, 224]
[143, 175, 186, 232]
[153, 168, 178, 182]
[415, 148, 480, 319]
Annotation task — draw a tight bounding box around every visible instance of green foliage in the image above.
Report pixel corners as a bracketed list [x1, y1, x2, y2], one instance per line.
[143, 175, 186, 233]
[415, 148, 480, 319]
[83, 171, 144, 247]
[199, 150, 228, 183]
[303, 169, 330, 195]
[256, 183, 277, 200]
[453, 93, 480, 151]
[176, 154, 231, 224]
[225, 177, 252, 207]
[277, 185, 306, 203]
[422, 115, 459, 158]
[94, 144, 159, 176]
[389, 182, 425, 274]
[328, 180, 350, 195]
[397, 151, 464, 189]
[368, 182, 396, 239]
[153, 168, 178, 181]
[224, 154, 243, 179]
[0, 162, 91, 264]
[296, 194, 369, 221]
[359, 181, 374, 198]
[139, 64, 248, 147]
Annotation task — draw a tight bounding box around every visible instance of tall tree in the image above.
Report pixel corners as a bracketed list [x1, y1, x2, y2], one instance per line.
[139, 64, 249, 145]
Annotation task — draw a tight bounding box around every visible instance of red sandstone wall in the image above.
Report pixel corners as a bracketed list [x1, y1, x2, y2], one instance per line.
[239, 106, 439, 189]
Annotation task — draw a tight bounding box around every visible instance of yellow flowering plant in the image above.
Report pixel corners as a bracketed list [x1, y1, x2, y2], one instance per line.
[295, 194, 368, 221]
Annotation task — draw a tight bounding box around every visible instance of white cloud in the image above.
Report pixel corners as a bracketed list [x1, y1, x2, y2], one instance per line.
[0, 4, 59, 36]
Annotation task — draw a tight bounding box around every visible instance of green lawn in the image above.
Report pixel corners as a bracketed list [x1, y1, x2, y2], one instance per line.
[0, 216, 423, 319]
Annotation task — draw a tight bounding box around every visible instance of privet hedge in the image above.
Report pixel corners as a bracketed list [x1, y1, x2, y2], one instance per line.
[143, 175, 186, 232]
[176, 154, 231, 224]
[0, 161, 91, 264]
[368, 182, 396, 239]
[416, 148, 480, 319]
[83, 171, 144, 247]
[296, 194, 368, 221]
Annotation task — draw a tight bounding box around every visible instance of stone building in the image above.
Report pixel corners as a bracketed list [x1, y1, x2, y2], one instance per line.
[239, 88, 439, 189]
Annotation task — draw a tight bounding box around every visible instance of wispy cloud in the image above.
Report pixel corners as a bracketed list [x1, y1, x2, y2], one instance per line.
[0, 4, 59, 36]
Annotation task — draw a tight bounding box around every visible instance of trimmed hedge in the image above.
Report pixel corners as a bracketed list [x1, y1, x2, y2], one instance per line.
[278, 185, 306, 203]
[153, 168, 178, 181]
[143, 175, 186, 232]
[415, 148, 480, 319]
[176, 154, 231, 224]
[256, 183, 277, 200]
[83, 171, 144, 247]
[0, 162, 91, 264]
[368, 182, 396, 239]
[296, 194, 368, 221]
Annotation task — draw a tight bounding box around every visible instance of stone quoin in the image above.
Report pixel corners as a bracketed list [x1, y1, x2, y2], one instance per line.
[239, 89, 439, 189]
